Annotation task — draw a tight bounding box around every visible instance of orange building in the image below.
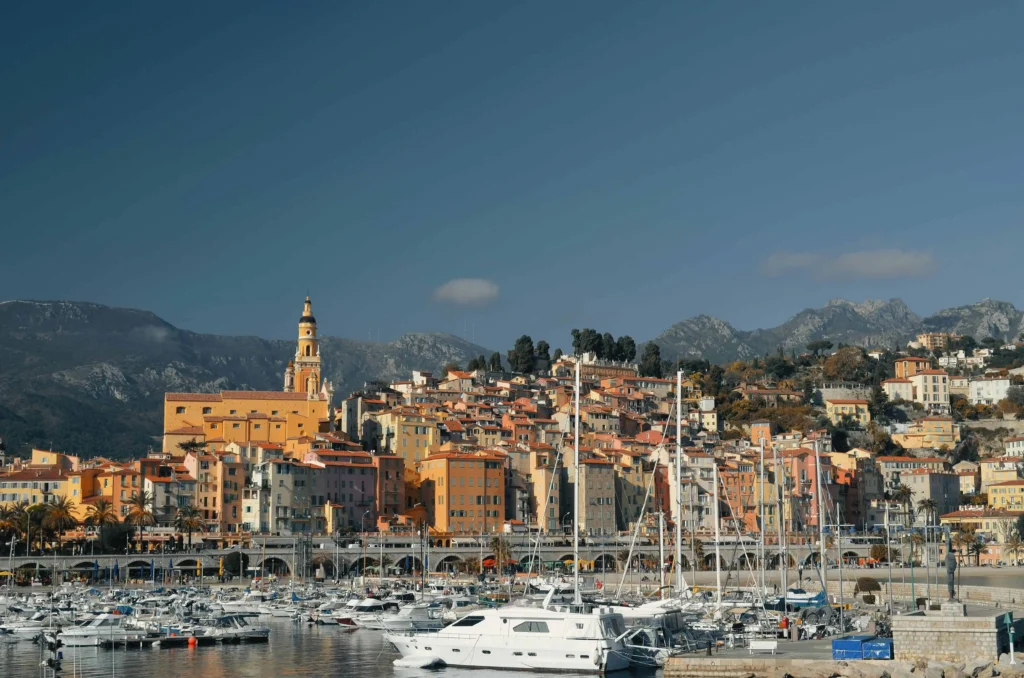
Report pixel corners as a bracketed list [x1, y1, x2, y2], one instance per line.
[895, 356, 931, 379]
[417, 451, 506, 534]
[162, 297, 334, 454]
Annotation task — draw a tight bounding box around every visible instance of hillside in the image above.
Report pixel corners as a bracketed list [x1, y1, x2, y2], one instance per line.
[651, 298, 1023, 363]
[0, 300, 490, 458]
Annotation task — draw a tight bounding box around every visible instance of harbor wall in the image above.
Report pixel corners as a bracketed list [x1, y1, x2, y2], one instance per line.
[823, 580, 1024, 608]
[663, 657, 910, 678]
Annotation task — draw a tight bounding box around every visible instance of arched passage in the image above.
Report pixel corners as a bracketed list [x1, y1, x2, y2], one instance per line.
[842, 551, 860, 564]
[593, 554, 617, 572]
[395, 555, 422, 573]
[735, 552, 758, 569]
[767, 553, 796, 568]
[260, 556, 292, 576]
[666, 554, 690, 571]
[435, 555, 462, 573]
[309, 555, 338, 577]
[703, 553, 721, 571]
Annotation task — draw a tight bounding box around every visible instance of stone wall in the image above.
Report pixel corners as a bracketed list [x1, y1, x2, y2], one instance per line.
[664, 657, 909, 678]
[825, 579, 1024, 608]
[890, 610, 1011, 663]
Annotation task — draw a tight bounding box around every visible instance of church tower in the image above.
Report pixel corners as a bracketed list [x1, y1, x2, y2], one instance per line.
[286, 296, 322, 397]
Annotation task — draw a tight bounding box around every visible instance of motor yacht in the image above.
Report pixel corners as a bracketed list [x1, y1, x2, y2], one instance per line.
[385, 601, 631, 673]
[58, 614, 147, 647]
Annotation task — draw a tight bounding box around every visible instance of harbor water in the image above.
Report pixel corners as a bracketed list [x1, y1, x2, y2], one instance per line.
[0, 617, 663, 678]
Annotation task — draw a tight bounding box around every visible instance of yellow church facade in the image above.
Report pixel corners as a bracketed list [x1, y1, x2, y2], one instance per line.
[163, 297, 334, 453]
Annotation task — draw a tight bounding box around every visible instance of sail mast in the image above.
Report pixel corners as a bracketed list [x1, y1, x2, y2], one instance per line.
[573, 358, 582, 606]
[675, 370, 684, 597]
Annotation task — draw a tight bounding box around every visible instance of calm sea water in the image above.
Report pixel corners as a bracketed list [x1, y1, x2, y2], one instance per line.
[0, 619, 662, 678]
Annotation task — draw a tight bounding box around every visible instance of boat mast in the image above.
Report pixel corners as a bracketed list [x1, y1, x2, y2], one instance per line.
[773, 445, 786, 593]
[658, 512, 666, 598]
[759, 440, 765, 595]
[675, 370, 684, 597]
[713, 462, 722, 611]
[573, 358, 582, 606]
[816, 446, 826, 594]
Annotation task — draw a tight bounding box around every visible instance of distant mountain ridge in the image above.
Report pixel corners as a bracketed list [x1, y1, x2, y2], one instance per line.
[651, 298, 1024, 363]
[0, 300, 490, 458]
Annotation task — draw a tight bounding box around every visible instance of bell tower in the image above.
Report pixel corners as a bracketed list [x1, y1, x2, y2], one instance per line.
[288, 296, 322, 397]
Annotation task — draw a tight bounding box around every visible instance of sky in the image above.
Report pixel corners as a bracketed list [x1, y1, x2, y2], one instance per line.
[3, 2, 1024, 351]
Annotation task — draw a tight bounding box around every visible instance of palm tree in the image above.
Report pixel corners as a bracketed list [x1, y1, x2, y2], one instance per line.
[85, 499, 119, 528]
[616, 549, 633, 570]
[174, 505, 205, 550]
[463, 556, 480, 574]
[954, 526, 976, 565]
[489, 536, 513, 573]
[968, 538, 988, 567]
[691, 537, 706, 570]
[892, 485, 914, 528]
[126, 491, 155, 553]
[1005, 534, 1024, 566]
[177, 438, 207, 457]
[42, 497, 79, 551]
[917, 498, 938, 527]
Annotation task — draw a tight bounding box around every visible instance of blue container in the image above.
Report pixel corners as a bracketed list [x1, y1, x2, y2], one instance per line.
[832, 635, 877, 660]
[863, 638, 894, 660]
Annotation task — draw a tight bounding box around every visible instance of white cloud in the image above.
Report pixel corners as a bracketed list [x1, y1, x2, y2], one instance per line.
[761, 249, 935, 279]
[432, 278, 500, 305]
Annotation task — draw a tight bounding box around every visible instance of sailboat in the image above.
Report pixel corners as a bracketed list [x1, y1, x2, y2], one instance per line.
[385, 359, 631, 673]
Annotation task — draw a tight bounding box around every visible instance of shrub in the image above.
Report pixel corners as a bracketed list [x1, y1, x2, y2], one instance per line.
[854, 577, 881, 595]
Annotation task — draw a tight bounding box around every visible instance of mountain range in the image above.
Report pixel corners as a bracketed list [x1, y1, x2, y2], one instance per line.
[2, 297, 1023, 459]
[0, 300, 490, 459]
[650, 298, 1024, 363]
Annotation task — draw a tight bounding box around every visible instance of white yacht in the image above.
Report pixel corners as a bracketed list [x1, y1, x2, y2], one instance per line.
[351, 598, 401, 629]
[59, 614, 147, 647]
[385, 601, 631, 673]
[381, 603, 445, 633]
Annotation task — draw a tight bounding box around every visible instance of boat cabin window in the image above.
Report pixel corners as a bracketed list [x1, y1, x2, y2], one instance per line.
[513, 621, 549, 633]
[451, 615, 484, 627]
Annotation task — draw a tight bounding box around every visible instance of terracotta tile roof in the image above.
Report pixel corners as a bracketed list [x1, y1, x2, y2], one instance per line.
[166, 393, 221, 402]
[221, 390, 318, 400]
[165, 426, 204, 435]
[826, 399, 869, 405]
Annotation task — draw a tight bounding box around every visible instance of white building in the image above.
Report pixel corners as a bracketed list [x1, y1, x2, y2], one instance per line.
[969, 376, 1011, 406]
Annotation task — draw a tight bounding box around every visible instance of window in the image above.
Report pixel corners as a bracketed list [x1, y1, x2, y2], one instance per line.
[202, 407, 212, 415]
[176, 407, 186, 414]
[513, 621, 549, 633]
[451, 616, 484, 627]
[233, 423, 240, 429]
[230, 410, 237, 415]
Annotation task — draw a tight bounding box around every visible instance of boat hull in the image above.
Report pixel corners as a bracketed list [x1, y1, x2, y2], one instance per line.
[385, 633, 630, 673]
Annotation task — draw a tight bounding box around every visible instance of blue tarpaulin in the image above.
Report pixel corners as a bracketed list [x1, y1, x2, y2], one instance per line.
[832, 635, 876, 660]
[863, 638, 894, 660]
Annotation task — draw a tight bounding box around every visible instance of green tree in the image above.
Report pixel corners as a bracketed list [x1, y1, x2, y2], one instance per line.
[42, 496, 79, 550]
[444, 361, 462, 374]
[126, 491, 155, 552]
[869, 385, 890, 420]
[1005, 534, 1024, 566]
[174, 505, 205, 549]
[639, 343, 663, 378]
[508, 335, 536, 374]
[615, 336, 636, 362]
[571, 328, 601, 356]
[177, 438, 207, 457]
[600, 333, 616, 360]
[489, 536, 513, 573]
[488, 352, 503, 372]
[535, 341, 551, 363]
[552, 348, 564, 362]
[806, 340, 834, 357]
[892, 485, 914, 528]
[1006, 386, 1024, 408]
[916, 498, 938, 526]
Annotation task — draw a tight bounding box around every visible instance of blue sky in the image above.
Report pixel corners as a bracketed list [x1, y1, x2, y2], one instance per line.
[3, 2, 1023, 351]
